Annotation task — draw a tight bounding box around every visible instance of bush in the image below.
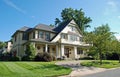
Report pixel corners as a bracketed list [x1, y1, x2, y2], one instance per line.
[79, 56, 94, 60]
[9, 56, 20, 61]
[21, 56, 31, 61]
[34, 52, 56, 62]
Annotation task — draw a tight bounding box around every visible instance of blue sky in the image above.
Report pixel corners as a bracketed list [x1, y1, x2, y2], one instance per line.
[0, 0, 120, 41]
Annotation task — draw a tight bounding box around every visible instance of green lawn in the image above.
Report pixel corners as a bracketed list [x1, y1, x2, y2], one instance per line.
[81, 60, 120, 69]
[0, 62, 72, 77]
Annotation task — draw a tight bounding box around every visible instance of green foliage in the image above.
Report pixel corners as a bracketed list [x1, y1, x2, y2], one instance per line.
[0, 41, 6, 49]
[49, 24, 55, 27]
[81, 60, 120, 68]
[9, 56, 20, 61]
[21, 56, 30, 61]
[111, 40, 120, 63]
[25, 43, 36, 60]
[55, 8, 92, 33]
[34, 52, 56, 62]
[85, 24, 115, 64]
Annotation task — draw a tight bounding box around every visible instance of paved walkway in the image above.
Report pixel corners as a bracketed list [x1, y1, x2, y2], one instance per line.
[56, 60, 106, 77]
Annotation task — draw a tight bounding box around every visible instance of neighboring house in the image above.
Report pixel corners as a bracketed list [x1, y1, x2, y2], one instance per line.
[11, 20, 89, 59]
[0, 42, 12, 54]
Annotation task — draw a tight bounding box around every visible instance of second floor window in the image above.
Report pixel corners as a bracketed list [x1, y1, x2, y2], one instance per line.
[70, 35, 77, 41]
[45, 32, 50, 41]
[15, 35, 17, 42]
[79, 37, 83, 42]
[61, 33, 68, 39]
[39, 31, 44, 38]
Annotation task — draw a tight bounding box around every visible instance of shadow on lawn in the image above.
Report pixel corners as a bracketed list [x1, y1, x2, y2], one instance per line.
[29, 64, 70, 71]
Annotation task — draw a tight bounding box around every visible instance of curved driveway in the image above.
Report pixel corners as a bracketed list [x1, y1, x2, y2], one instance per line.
[56, 60, 106, 77]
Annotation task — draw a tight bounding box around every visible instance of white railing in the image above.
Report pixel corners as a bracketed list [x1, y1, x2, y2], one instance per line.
[61, 39, 90, 46]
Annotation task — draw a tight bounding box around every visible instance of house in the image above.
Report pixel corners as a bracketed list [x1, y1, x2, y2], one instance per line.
[0, 42, 12, 54]
[11, 20, 89, 59]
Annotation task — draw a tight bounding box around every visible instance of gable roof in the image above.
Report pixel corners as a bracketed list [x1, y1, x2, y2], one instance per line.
[53, 20, 71, 33]
[51, 20, 83, 42]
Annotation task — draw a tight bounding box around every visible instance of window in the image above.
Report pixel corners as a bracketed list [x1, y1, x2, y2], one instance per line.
[71, 26, 76, 31]
[39, 31, 44, 38]
[33, 32, 35, 39]
[45, 32, 50, 41]
[22, 33, 27, 40]
[70, 35, 77, 41]
[77, 50, 83, 54]
[79, 37, 83, 42]
[61, 33, 67, 39]
[15, 35, 17, 42]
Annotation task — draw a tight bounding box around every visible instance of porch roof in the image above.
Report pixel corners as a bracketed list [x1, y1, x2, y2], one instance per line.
[29, 39, 57, 44]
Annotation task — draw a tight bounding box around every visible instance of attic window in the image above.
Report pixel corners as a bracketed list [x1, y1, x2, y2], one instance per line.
[71, 26, 76, 31]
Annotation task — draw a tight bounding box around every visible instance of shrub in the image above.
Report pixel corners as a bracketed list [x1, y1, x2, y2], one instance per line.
[21, 56, 31, 61]
[34, 52, 56, 62]
[79, 56, 94, 60]
[9, 56, 20, 61]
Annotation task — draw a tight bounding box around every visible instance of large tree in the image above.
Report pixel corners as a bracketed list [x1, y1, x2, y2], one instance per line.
[0, 41, 6, 49]
[85, 24, 115, 64]
[55, 8, 92, 33]
[112, 40, 120, 63]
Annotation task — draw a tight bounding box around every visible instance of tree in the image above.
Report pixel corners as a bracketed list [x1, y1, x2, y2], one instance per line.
[55, 8, 92, 33]
[85, 24, 114, 64]
[0, 41, 6, 49]
[25, 43, 36, 60]
[112, 40, 120, 63]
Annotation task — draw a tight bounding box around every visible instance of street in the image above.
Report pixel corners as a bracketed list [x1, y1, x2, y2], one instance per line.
[81, 68, 120, 77]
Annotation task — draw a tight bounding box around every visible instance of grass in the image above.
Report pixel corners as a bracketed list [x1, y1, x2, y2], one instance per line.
[81, 60, 120, 69]
[0, 62, 72, 77]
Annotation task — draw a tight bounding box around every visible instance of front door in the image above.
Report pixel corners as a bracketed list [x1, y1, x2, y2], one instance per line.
[64, 48, 69, 58]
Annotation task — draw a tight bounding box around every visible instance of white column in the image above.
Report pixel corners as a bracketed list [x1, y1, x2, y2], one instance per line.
[74, 46, 77, 59]
[61, 45, 64, 57]
[56, 45, 58, 58]
[45, 44, 48, 52]
[35, 31, 38, 39]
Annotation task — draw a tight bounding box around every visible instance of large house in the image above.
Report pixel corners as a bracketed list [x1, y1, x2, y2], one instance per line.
[11, 20, 89, 59]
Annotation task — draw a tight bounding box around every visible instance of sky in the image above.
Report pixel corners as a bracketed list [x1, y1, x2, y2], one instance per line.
[0, 0, 120, 41]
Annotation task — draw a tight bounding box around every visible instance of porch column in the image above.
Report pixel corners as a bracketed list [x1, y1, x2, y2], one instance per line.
[45, 44, 48, 52]
[61, 45, 64, 57]
[56, 45, 58, 58]
[74, 46, 77, 59]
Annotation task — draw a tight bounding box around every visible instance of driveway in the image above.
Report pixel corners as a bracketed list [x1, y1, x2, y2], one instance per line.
[56, 60, 106, 77]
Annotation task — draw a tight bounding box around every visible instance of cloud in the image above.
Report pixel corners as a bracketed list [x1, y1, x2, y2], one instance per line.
[116, 36, 120, 40]
[118, 16, 120, 19]
[104, 1, 118, 15]
[31, 16, 35, 18]
[3, 0, 26, 14]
